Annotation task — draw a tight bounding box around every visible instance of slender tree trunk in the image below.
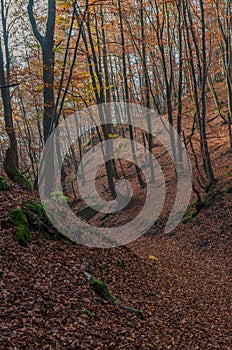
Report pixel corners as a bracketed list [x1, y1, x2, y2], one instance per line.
[28, 0, 56, 195]
[118, 0, 145, 188]
[199, 0, 215, 186]
[0, 40, 19, 174]
[81, 19, 117, 198]
[140, 0, 155, 182]
[177, 0, 183, 167]
[28, 0, 56, 142]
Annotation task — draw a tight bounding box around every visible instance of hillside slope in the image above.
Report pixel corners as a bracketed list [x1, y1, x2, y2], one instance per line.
[1, 82, 232, 349]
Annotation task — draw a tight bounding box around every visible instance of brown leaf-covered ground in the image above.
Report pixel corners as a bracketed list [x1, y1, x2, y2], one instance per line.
[1, 83, 232, 349]
[1, 178, 231, 349]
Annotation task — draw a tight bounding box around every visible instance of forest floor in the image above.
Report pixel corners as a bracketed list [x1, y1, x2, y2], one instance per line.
[1, 83, 232, 349]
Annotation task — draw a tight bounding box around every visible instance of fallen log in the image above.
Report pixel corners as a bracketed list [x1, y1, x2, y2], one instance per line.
[84, 271, 144, 319]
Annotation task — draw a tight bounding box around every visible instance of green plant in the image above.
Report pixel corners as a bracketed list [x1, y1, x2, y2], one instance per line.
[85, 309, 94, 318]
[50, 187, 69, 202]
[115, 256, 125, 269]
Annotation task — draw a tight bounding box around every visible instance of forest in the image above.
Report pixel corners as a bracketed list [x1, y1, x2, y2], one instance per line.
[0, 0, 232, 349]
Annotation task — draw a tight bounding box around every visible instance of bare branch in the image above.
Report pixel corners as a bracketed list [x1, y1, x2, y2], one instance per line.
[27, 0, 44, 44]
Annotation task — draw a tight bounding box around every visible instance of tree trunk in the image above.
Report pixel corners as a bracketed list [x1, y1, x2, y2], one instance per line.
[28, 0, 56, 142]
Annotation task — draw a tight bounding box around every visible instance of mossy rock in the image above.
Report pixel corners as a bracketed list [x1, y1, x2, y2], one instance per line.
[26, 203, 45, 219]
[10, 209, 32, 244]
[22, 201, 69, 242]
[10, 209, 28, 229]
[25, 202, 51, 227]
[0, 176, 11, 190]
[22, 208, 33, 224]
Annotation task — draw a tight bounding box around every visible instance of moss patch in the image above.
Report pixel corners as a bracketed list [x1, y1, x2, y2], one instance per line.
[21, 201, 71, 242]
[0, 176, 11, 190]
[10, 209, 32, 244]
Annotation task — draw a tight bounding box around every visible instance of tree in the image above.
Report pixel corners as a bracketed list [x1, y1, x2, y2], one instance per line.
[182, 0, 215, 187]
[28, 0, 56, 142]
[0, 0, 29, 187]
[215, 0, 232, 149]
